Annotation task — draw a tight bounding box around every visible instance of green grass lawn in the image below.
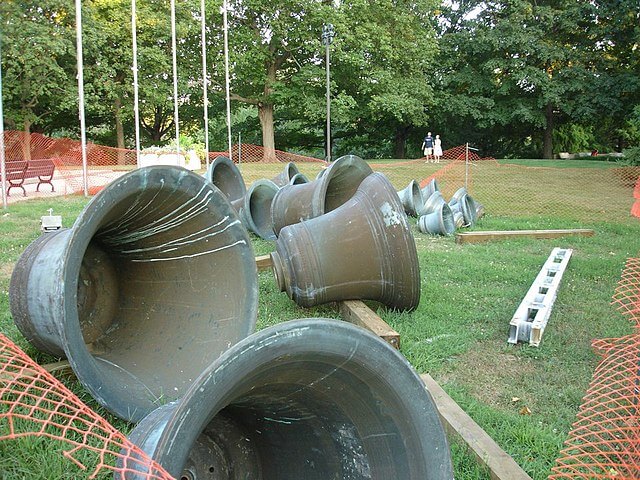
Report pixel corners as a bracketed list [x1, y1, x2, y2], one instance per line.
[0, 160, 639, 479]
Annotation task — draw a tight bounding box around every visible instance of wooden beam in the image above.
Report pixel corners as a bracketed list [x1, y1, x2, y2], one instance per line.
[421, 373, 533, 480]
[455, 229, 595, 244]
[256, 254, 273, 271]
[339, 300, 400, 349]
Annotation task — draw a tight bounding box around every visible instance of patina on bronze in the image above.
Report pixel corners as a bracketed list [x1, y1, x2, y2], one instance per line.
[271, 172, 420, 311]
[9, 166, 258, 422]
[204, 156, 246, 207]
[270, 154, 373, 236]
[270, 161, 300, 187]
[397, 179, 424, 217]
[235, 179, 280, 241]
[121, 319, 453, 480]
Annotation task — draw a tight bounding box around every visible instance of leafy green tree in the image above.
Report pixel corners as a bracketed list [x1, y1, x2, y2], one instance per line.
[328, 0, 438, 159]
[1, 0, 76, 159]
[433, 0, 626, 158]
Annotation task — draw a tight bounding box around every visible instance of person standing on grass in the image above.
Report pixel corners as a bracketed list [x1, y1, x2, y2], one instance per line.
[421, 132, 434, 162]
[433, 134, 443, 163]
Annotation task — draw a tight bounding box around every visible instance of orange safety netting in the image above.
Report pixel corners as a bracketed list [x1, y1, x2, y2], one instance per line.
[0, 333, 174, 479]
[549, 258, 640, 480]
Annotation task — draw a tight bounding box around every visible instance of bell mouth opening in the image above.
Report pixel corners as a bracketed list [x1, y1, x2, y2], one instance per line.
[64, 166, 258, 421]
[246, 181, 278, 240]
[313, 155, 373, 216]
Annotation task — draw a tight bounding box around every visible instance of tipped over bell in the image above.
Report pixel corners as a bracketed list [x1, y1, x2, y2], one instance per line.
[271, 162, 300, 187]
[419, 191, 447, 216]
[121, 319, 454, 480]
[271, 172, 420, 311]
[236, 179, 280, 241]
[418, 203, 455, 236]
[289, 172, 309, 185]
[9, 166, 258, 422]
[204, 156, 246, 205]
[397, 180, 424, 217]
[270, 155, 373, 236]
[421, 177, 440, 200]
[449, 187, 478, 227]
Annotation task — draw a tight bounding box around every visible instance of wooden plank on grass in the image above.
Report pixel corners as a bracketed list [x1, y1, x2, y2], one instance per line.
[420, 373, 533, 480]
[256, 254, 273, 271]
[339, 300, 400, 349]
[456, 228, 595, 244]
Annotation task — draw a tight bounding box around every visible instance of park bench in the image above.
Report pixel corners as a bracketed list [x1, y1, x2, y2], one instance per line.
[2, 159, 56, 196]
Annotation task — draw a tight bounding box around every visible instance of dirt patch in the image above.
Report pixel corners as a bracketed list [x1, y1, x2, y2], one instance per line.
[438, 343, 536, 410]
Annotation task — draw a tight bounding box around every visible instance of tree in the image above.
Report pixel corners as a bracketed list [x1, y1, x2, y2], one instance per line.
[329, 0, 439, 159]
[434, 0, 614, 158]
[1, 0, 76, 159]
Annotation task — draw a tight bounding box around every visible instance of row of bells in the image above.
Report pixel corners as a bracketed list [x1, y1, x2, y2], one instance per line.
[9, 161, 454, 479]
[397, 178, 486, 236]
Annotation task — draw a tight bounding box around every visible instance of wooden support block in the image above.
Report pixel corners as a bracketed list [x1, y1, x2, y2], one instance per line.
[339, 300, 400, 349]
[420, 373, 533, 480]
[255, 254, 273, 271]
[455, 229, 595, 244]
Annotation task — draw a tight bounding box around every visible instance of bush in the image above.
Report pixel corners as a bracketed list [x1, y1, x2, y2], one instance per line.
[619, 147, 640, 166]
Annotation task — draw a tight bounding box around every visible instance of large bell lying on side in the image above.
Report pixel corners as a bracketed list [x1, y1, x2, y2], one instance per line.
[449, 187, 478, 227]
[204, 156, 246, 205]
[234, 179, 280, 241]
[9, 166, 258, 422]
[271, 172, 420, 311]
[121, 319, 454, 480]
[418, 203, 455, 236]
[397, 179, 423, 217]
[421, 177, 440, 200]
[270, 155, 373, 236]
[420, 191, 447, 216]
[271, 162, 300, 187]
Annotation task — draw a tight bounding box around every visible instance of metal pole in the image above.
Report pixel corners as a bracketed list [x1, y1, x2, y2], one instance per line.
[170, 0, 180, 156]
[131, 0, 141, 167]
[238, 131, 241, 164]
[222, 0, 232, 160]
[75, 0, 88, 196]
[322, 24, 334, 162]
[465, 142, 469, 190]
[325, 38, 331, 162]
[200, 0, 209, 168]
[0, 34, 6, 209]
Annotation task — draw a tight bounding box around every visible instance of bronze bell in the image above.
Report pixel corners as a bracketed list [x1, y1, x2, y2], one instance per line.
[397, 179, 424, 217]
[420, 177, 440, 200]
[449, 187, 478, 227]
[271, 161, 300, 187]
[121, 319, 454, 480]
[270, 155, 373, 236]
[418, 203, 455, 236]
[236, 179, 280, 240]
[204, 155, 246, 205]
[271, 172, 420, 311]
[9, 166, 258, 422]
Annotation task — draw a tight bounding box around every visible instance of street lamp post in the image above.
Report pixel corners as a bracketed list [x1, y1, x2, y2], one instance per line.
[322, 23, 335, 162]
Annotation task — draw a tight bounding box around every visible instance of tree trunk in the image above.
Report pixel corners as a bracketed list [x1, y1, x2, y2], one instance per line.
[114, 97, 126, 165]
[22, 120, 32, 162]
[543, 103, 554, 159]
[394, 126, 409, 159]
[258, 102, 277, 162]
[258, 59, 278, 162]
